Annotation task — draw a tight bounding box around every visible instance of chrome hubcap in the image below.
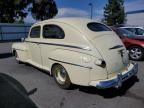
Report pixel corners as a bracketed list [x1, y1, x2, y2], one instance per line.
[54, 66, 66, 85]
[130, 48, 142, 59]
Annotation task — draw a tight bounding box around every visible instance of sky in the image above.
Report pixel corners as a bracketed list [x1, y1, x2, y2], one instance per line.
[24, 0, 144, 23]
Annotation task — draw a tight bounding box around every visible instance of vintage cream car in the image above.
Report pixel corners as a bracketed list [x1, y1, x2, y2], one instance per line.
[12, 18, 138, 89]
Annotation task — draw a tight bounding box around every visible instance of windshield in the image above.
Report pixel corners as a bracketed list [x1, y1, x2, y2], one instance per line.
[117, 28, 136, 37]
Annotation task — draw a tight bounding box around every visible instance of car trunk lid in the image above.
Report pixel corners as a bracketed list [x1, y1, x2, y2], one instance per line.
[90, 32, 129, 76]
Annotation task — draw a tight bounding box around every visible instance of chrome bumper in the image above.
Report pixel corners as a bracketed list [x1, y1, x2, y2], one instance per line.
[95, 63, 138, 89]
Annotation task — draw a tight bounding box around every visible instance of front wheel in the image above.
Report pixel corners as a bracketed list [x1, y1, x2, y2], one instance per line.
[128, 46, 144, 61]
[52, 64, 72, 89]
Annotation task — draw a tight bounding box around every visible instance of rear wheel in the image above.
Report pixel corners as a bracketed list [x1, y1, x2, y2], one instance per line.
[52, 64, 72, 89]
[128, 46, 144, 60]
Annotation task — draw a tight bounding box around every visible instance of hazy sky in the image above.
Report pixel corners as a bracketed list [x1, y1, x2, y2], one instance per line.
[24, 0, 144, 23]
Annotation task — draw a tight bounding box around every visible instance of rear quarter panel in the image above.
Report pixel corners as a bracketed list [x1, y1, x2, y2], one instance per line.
[48, 49, 92, 86]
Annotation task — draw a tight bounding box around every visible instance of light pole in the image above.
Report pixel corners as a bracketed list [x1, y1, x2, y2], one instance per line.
[89, 2, 93, 19]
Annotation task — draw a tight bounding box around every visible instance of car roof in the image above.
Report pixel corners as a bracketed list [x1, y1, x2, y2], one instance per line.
[32, 17, 101, 28]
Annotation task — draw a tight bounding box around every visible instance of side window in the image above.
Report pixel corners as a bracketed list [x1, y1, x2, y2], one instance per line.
[30, 26, 41, 38]
[136, 28, 144, 35]
[126, 28, 135, 34]
[43, 25, 65, 39]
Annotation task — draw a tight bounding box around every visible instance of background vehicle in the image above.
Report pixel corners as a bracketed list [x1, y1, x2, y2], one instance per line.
[112, 27, 144, 60]
[121, 27, 144, 36]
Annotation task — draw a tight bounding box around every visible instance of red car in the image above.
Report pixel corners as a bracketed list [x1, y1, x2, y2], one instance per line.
[111, 27, 144, 60]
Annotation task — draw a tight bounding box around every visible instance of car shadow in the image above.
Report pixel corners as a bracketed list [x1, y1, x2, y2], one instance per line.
[25, 63, 52, 76]
[25, 63, 140, 97]
[78, 76, 139, 98]
[0, 52, 13, 59]
[130, 57, 144, 62]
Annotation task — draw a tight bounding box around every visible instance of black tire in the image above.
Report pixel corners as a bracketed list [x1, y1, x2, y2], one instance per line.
[128, 46, 144, 61]
[0, 73, 27, 95]
[52, 64, 72, 89]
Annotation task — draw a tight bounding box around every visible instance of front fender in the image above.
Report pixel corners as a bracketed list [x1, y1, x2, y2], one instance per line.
[12, 42, 29, 62]
[12, 42, 28, 51]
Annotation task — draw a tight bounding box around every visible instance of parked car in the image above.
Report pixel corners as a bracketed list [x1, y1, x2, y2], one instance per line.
[12, 18, 138, 89]
[121, 27, 144, 36]
[111, 27, 144, 60]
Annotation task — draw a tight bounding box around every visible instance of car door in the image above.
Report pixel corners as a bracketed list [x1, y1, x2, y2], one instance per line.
[40, 24, 65, 71]
[26, 26, 42, 68]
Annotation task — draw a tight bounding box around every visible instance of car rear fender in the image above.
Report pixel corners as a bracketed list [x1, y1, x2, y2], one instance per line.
[48, 49, 93, 86]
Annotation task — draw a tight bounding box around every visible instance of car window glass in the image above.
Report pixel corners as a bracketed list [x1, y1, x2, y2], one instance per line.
[30, 26, 41, 38]
[126, 28, 136, 34]
[43, 25, 65, 39]
[136, 28, 144, 35]
[118, 28, 135, 37]
[87, 22, 111, 32]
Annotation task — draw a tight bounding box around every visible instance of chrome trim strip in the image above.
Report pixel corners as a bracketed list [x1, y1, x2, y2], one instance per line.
[109, 45, 123, 50]
[25, 41, 91, 51]
[49, 58, 92, 69]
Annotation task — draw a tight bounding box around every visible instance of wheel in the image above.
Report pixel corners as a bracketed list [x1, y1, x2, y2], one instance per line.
[128, 46, 144, 60]
[52, 64, 72, 89]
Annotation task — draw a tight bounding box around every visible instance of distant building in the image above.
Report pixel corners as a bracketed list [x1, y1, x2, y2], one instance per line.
[126, 10, 144, 26]
[0, 23, 32, 41]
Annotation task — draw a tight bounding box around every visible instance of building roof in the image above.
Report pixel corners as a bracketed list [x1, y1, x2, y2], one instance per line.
[126, 10, 144, 14]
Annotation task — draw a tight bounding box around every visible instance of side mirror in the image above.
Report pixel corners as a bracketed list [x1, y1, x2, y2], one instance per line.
[21, 38, 25, 42]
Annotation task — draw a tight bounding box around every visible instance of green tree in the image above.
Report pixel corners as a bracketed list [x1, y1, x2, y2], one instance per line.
[0, 0, 31, 23]
[103, 0, 126, 26]
[30, 0, 58, 21]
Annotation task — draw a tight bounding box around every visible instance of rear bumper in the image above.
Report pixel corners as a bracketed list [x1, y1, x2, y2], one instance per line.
[89, 63, 138, 89]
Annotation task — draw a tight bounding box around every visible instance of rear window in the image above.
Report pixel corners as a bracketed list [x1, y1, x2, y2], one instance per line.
[87, 22, 111, 32]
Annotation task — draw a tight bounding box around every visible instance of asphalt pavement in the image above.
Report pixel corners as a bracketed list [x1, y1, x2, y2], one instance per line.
[0, 42, 144, 108]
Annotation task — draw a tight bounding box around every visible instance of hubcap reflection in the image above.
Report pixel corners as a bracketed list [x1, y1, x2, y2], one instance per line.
[54, 66, 66, 85]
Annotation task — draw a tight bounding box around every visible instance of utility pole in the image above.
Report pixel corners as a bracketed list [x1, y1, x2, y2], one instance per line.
[89, 2, 93, 19]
